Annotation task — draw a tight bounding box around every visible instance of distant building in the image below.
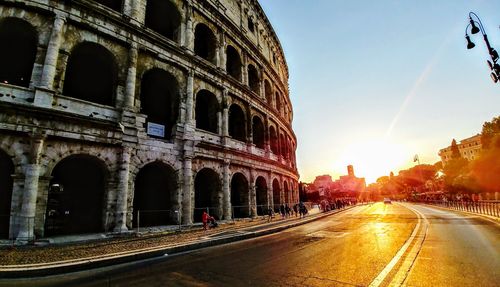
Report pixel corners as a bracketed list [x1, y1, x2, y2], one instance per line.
[335, 166, 366, 194]
[313, 175, 333, 196]
[439, 134, 482, 164]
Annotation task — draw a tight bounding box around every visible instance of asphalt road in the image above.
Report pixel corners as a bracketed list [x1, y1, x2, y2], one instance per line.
[5, 203, 500, 287]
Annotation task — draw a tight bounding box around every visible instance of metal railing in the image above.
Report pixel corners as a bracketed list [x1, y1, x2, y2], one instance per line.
[134, 209, 181, 233]
[421, 200, 500, 218]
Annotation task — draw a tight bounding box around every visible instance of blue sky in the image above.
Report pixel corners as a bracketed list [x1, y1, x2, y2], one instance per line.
[259, 0, 500, 183]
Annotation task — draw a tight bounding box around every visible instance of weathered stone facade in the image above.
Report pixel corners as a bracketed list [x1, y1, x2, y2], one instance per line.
[0, 0, 298, 242]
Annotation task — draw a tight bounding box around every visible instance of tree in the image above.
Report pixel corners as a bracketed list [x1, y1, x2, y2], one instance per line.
[481, 116, 500, 149]
[470, 133, 500, 193]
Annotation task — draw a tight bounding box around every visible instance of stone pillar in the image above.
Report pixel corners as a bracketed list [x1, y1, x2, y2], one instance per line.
[242, 53, 248, 86]
[222, 160, 231, 220]
[267, 172, 273, 208]
[185, 12, 194, 54]
[221, 89, 229, 146]
[182, 157, 193, 225]
[124, 42, 138, 109]
[114, 147, 131, 232]
[217, 111, 222, 135]
[16, 136, 44, 242]
[185, 70, 195, 125]
[39, 15, 65, 90]
[249, 170, 257, 217]
[35, 15, 66, 108]
[219, 33, 226, 71]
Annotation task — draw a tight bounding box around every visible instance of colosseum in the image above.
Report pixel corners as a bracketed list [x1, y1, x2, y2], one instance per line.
[0, 0, 298, 242]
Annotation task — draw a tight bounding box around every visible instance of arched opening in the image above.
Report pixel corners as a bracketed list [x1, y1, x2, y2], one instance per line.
[45, 155, 107, 236]
[284, 181, 289, 205]
[140, 68, 179, 140]
[264, 80, 272, 104]
[195, 90, 219, 133]
[252, 116, 265, 149]
[280, 134, 286, 158]
[255, 176, 267, 216]
[133, 162, 177, 228]
[145, 0, 181, 41]
[275, 92, 281, 113]
[229, 104, 246, 142]
[0, 18, 37, 88]
[269, 126, 279, 155]
[194, 23, 217, 64]
[231, 173, 249, 218]
[194, 168, 221, 222]
[0, 149, 14, 239]
[247, 64, 260, 94]
[93, 0, 122, 12]
[272, 179, 280, 211]
[63, 42, 117, 106]
[226, 46, 242, 81]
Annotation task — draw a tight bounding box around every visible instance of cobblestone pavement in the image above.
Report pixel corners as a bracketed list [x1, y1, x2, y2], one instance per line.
[0, 214, 307, 266]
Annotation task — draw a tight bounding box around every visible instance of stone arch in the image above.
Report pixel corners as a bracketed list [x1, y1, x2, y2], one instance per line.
[45, 154, 108, 236]
[272, 178, 281, 209]
[269, 125, 279, 155]
[226, 45, 242, 81]
[0, 17, 38, 88]
[247, 64, 260, 94]
[63, 42, 117, 106]
[133, 161, 177, 228]
[195, 89, 219, 133]
[0, 148, 14, 239]
[140, 68, 179, 140]
[194, 168, 222, 222]
[255, 176, 267, 215]
[252, 115, 265, 149]
[264, 79, 272, 104]
[145, 0, 181, 41]
[231, 172, 249, 218]
[194, 23, 217, 64]
[229, 104, 246, 142]
[94, 0, 123, 12]
[284, 180, 289, 204]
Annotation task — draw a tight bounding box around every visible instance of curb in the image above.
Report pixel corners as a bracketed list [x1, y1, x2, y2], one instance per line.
[0, 205, 360, 278]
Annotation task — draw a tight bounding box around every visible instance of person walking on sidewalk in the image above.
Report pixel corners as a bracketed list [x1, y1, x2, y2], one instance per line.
[280, 204, 285, 219]
[267, 206, 274, 222]
[202, 211, 210, 231]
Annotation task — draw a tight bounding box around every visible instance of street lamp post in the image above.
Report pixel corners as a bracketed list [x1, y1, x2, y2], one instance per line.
[465, 12, 500, 84]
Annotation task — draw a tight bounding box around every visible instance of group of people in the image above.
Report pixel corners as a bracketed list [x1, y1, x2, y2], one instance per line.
[267, 202, 308, 221]
[319, 199, 354, 212]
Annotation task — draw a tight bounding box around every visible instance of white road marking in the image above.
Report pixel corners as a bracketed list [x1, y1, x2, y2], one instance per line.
[368, 203, 423, 287]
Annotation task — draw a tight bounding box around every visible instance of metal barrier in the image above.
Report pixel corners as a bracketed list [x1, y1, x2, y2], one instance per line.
[422, 200, 500, 218]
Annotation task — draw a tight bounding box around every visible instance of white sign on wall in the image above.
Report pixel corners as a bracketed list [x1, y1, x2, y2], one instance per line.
[147, 122, 165, 137]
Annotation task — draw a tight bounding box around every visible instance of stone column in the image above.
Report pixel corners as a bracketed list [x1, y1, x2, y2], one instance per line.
[16, 136, 44, 242]
[249, 170, 257, 217]
[221, 89, 229, 146]
[114, 147, 131, 232]
[242, 53, 248, 85]
[185, 12, 194, 54]
[40, 15, 65, 89]
[124, 42, 138, 109]
[267, 172, 273, 208]
[219, 33, 226, 71]
[185, 70, 195, 125]
[222, 160, 231, 220]
[35, 15, 66, 108]
[182, 157, 193, 225]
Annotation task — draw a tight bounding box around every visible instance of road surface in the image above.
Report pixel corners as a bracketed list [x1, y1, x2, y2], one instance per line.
[4, 202, 500, 287]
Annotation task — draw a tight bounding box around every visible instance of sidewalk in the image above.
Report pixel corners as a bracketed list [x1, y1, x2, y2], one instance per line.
[0, 206, 359, 278]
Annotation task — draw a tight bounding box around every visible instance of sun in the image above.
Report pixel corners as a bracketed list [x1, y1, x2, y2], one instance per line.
[334, 139, 411, 184]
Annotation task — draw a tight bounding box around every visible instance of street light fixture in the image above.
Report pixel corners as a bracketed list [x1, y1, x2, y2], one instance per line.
[465, 12, 500, 84]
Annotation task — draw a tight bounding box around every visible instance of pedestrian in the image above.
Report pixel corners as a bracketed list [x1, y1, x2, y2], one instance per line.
[280, 204, 285, 219]
[285, 204, 291, 218]
[293, 204, 298, 217]
[267, 206, 273, 222]
[202, 211, 210, 231]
